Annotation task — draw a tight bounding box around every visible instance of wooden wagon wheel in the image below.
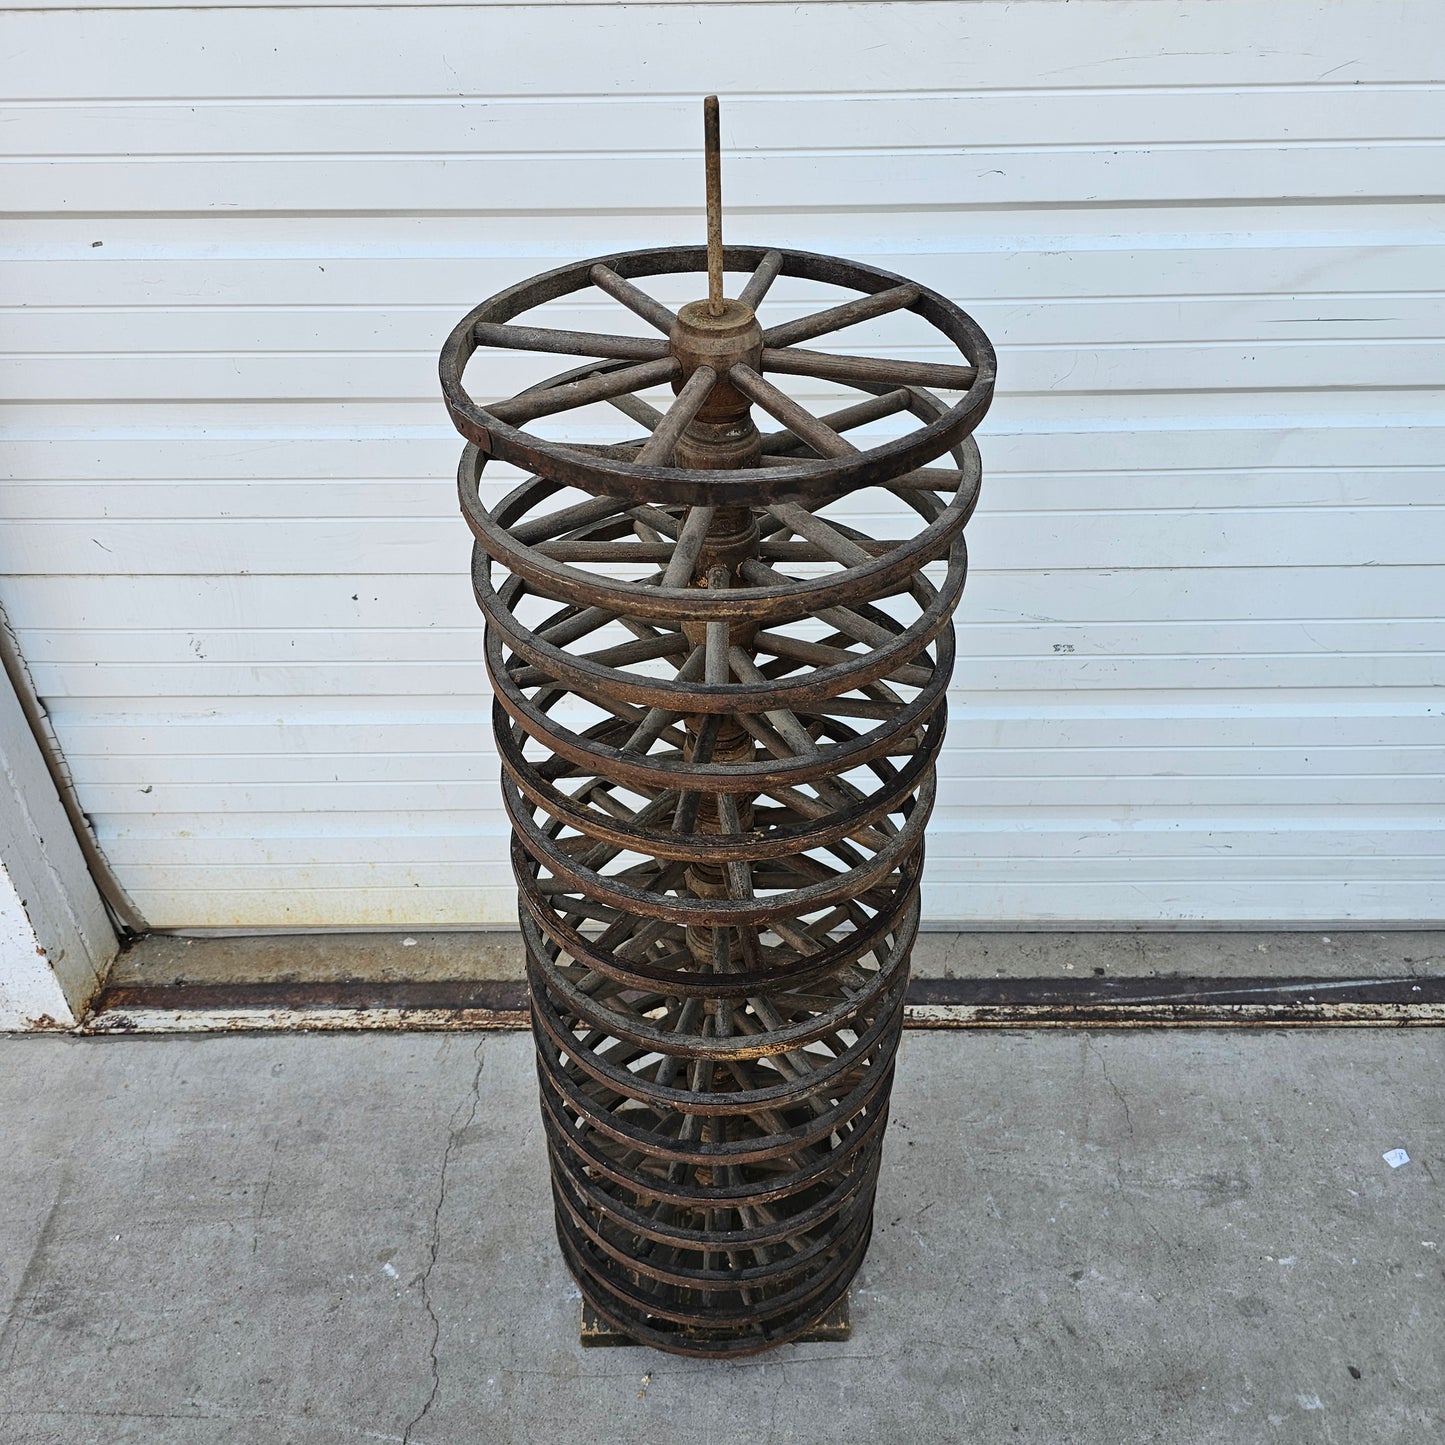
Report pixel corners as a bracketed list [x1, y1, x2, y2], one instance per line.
[440, 98, 995, 1357]
[441, 242, 995, 509]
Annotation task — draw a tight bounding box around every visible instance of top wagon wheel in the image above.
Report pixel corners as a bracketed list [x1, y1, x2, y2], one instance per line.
[440, 101, 996, 509]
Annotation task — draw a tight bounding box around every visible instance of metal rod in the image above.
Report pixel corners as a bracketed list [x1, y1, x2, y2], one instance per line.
[704, 95, 724, 317]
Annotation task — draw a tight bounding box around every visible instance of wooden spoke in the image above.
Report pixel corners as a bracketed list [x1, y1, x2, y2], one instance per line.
[473, 321, 668, 363]
[761, 283, 920, 348]
[815, 603, 905, 652]
[704, 95, 725, 316]
[562, 439, 646, 458]
[488, 357, 681, 426]
[728, 364, 856, 460]
[761, 345, 976, 392]
[756, 539, 905, 561]
[558, 633, 691, 672]
[765, 502, 874, 569]
[513, 495, 629, 547]
[605, 391, 666, 430]
[737, 556, 914, 651]
[627, 503, 682, 540]
[534, 605, 619, 647]
[726, 648, 822, 756]
[751, 629, 931, 689]
[659, 503, 718, 588]
[760, 388, 913, 454]
[534, 540, 678, 563]
[589, 263, 679, 336]
[704, 620, 730, 687]
[891, 466, 969, 492]
[737, 249, 784, 310]
[623, 646, 703, 754]
[635, 365, 717, 467]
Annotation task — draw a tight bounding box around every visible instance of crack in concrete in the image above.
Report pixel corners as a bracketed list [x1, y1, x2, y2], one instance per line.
[1083, 1037, 1172, 1259]
[402, 1038, 485, 1445]
[253, 1135, 282, 1256]
[0, 1172, 68, 1375]
[1085, 1035, 1134, 1141]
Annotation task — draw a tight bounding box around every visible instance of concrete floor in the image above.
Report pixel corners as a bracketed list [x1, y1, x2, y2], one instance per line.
[0, 1028, 1440, 1444]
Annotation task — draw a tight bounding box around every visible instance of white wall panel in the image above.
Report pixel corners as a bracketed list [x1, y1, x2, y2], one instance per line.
[1, 1, 1442, 926]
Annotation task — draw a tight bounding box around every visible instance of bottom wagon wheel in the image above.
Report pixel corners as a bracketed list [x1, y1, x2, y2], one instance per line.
[440, 97, 995, 1355]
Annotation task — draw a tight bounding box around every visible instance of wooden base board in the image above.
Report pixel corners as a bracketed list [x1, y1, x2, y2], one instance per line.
[580, 1294, 851, 1349]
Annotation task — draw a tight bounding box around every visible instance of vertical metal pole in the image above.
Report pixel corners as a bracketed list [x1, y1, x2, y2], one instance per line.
[704, 95, 725, 316]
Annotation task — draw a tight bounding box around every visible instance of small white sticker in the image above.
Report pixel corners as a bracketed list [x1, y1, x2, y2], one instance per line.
[1383, 1149, 1410, 1169]
[402, 937, 418, 947]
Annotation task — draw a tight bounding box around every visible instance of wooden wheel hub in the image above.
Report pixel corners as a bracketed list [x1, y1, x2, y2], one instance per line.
[669, 297, 764, 471]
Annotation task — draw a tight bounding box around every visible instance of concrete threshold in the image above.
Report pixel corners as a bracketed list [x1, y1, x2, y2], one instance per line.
[76, 929, 1445, 1034]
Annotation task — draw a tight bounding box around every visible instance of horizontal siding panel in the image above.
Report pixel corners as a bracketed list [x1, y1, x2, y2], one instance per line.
[114, 886, 518, 930]
[917, 881, 1443, 925]
[69, 773, 1445, 812]
[15, 471, 1445, 522]
[11, 91, 1444, 159]
[92, 812, 1445, 863]
[8, 419, 1445, 480]
[109, 855, 1444, 889]
[19, 619, 1445, 666]
[24, 657, 1445, 697]
[108, 882, 1443, 930]
[10, 146, 1443, 214]
[5, 3, 1436, 99]
[7, 339, 1442, 399]
[9, 233, 1443, 306]
[6, 506, 1441, 573]
[111, 878, 1445, 929]
[39, 691, 1445, 750]
[3, 567, 1440, 631]
[62, 743, 1445, 788]
[7, 296, 1445, 358]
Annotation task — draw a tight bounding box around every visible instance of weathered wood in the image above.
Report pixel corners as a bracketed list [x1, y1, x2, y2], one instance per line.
[473, 320, 669, 362]
[761, 388, 913, 453]
[635, 365, 717, 466]
[487, 356, 681, 425]
[729, 364, 857, 459]
[761, 344, 977, 391]
[589, 263, 678, 335]
[738, 249, 784, 311]
[762, 283, 921, 348]
[446, 213, 994, 1359]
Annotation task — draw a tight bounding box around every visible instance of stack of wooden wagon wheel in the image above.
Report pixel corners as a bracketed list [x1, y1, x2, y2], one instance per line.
[440, 102, 995, 1358]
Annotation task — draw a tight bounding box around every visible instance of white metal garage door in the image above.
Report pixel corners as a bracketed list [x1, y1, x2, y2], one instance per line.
[2, 0, 1442, 928]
